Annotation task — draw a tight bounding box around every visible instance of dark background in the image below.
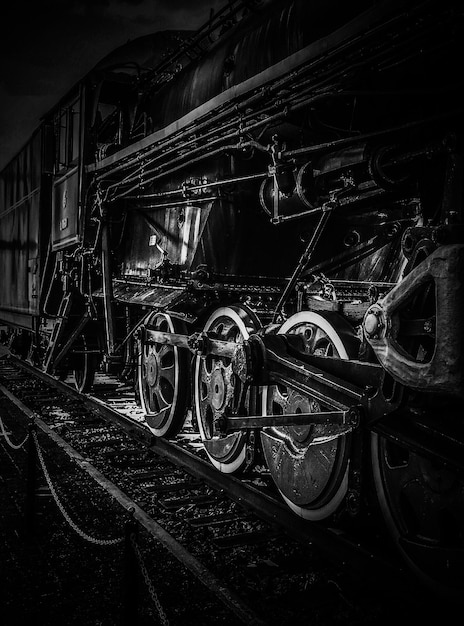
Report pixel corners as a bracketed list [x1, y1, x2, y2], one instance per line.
[0, 0, 223, 171]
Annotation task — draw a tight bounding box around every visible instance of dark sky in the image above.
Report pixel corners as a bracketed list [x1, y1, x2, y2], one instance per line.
[0, 0, 224, 170]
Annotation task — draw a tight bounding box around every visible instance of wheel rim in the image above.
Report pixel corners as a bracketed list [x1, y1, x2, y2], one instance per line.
[139, 312, 189, 437]
[73, 336, 97, 393]
[194, 305, 260, 474]
[371, 432, 464, 595]
[261, 311, 355, 520]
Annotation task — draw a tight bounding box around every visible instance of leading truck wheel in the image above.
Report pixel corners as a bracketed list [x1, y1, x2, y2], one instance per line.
[371, 432, 464, 597]
[261, 311, 358, 520]
[139, 312, 189, 438]
[73, 336, 98, 393]
[193, 305, 260, 474]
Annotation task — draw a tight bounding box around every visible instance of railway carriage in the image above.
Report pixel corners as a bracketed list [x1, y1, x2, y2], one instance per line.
[1, 0, 463, 595]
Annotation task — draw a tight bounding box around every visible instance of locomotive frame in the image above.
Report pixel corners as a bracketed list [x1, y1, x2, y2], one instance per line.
[1, 0, 463, 597]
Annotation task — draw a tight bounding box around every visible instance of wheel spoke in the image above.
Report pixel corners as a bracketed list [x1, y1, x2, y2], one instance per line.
[269, 385, 288, 411]
[372, 433, 464, 592]
[157, 344, 171, 362]
[150, 387, 161, 412]
[159, 356, 175, 384]
[201, 365, 212, 385]
[139, 312, 188, 437]
[159, 375, 174, 404]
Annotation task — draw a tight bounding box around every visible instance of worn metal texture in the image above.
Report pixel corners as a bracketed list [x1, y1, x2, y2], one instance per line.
[365, 244, 464, 397]
[111, 0, 383, 280]
[117, 157, 305, 278]
[0, 131, 43, 326]
[111, 0, 450, 284]
[94, 282, 187, 309]
[148, 0, 372, 131]
[51, 166, 80, 250]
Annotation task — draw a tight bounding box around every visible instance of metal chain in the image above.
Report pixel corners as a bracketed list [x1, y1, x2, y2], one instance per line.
[32, 431, 124, 546]
[130, 534, 169, 626]
[0, 414, 29, 450]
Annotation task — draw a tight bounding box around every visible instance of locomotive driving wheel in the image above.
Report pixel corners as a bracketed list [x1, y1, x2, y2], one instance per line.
[370, 266, 464, 595]
[261, 311, 358, 520]
[138, 312, 189, 437]
[193, 305, 260, 474]
[371, 434, 464, 595]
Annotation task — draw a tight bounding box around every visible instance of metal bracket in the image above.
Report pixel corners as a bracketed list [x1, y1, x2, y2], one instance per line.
[364, 244, 464, 397]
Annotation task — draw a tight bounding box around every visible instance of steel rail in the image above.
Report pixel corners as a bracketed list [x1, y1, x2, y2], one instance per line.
[0, 381, 265, 626]
[7, 355, 153, 445]
[7, 354, 407, 588]
[150, 435, 400, 582]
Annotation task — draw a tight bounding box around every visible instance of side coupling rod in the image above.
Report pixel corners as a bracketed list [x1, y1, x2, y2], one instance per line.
[139, 326, 376, 433]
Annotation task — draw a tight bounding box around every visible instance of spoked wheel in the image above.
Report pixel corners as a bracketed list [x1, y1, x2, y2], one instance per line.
[193, 305, 260, 474]
[73, 335, 99, 393]
[371, 433, 464, 596]
[370, 255, 464, 596]
[261, 311, 358, 520]
[138, 312, 189, 437]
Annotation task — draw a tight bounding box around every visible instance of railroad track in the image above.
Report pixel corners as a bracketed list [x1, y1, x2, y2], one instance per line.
[0, 352, 453, 625]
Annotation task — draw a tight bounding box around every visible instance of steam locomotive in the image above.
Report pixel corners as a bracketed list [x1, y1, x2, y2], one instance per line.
[1, 0, 463, 596]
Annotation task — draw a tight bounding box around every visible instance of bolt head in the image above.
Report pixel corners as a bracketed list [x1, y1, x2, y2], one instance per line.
[364, 312, 380, 337]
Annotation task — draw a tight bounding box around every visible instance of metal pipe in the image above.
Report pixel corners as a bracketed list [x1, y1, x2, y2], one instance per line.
[101, 216, 116, 355]
[95, 66, 276, 182]
[113, 143, 250, 201]
[97, 51, 339, 185]
[114, 311, 151, 353]
[102, 85, 330, 200]
[272, 208, 332, 322]
[128, 197, 219, 211]
[124, 172, 268, 201]
[281, 111, 457, 159]
[103, 87, 332, 197]
[108, 131, 268, 199]
[106, 85, 340, 204]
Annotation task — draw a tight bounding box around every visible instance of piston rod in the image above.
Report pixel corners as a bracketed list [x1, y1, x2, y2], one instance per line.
[216, 408, 360, 433]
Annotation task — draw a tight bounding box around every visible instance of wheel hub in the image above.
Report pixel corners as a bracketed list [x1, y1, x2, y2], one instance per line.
[194, 305, 260, 474]
[145, 353, 159, 387]
[210, 367, 227, 410]
[284, 390, 320, 444]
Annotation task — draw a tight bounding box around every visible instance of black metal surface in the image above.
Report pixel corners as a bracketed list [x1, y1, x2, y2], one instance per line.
[1, 0, 463, 600]
[372, 409, 464, 473]
[220, 410, 348, 431]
